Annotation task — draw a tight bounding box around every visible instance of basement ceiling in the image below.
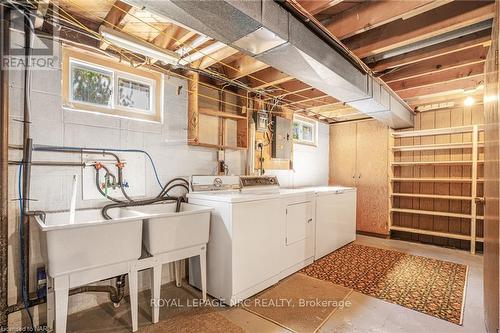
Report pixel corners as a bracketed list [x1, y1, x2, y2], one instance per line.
[38, 0, 493, 122]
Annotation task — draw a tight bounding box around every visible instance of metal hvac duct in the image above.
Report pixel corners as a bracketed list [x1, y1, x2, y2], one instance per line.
[125, 0, 414, 128]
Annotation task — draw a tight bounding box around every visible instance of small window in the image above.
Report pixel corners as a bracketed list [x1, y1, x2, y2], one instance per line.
[293, 117, 317, 146]
[116, 76, 152, 113]
[70, 61, 113, 107]
[63, 47, 162, 122]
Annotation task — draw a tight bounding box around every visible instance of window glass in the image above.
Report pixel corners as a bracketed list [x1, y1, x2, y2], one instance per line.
[117, 77, 152, 112]
[292, 122, 300, 140]
[302, 123, 313, 141]
[293, 118, 317, 145]
[71, 62, 113, 107]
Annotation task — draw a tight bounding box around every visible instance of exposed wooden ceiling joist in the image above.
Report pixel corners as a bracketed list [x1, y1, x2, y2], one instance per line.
[246, 67, 294, 89]
[324, 0, 451, 40]
[169, 30, 197, 50]
[343, 1, 494, 58]
[408, 91, 484, 108]
[371, 29, 492, 73]
[151, 24, 186, 50]
[397, 74, 484, 99]
[194, 46, 239, 69]
[224, 55, 269, 80]
[102, 0, 132, 28]
[298, 0, 344, 16]
[381, 45, 488, 83]
[389, 62, 485, 92]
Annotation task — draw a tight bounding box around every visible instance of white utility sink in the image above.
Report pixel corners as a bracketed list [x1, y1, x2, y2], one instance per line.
[128, 202, 212, 255]
[35, 208, 145, 277]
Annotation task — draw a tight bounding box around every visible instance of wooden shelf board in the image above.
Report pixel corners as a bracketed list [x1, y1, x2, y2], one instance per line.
[391, 193, 473, 200]
[392, 160, 483, 166]
[391, 177, 479, 183]
[390, 226, 472, 241]
[392, 142, 484, 151]
[392, 125, 484, 138]
[391, 208, 472, 219]
[199, 108, 247, 120]
[189, 141, 247, 150]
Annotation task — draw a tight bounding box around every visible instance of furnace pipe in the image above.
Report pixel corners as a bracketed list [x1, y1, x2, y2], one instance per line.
[0, 5, 10, 329]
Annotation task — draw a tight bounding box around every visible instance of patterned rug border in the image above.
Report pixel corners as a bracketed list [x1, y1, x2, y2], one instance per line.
[241, 274, 354, 333]
[301, 243, 469, 325]
[351, 243, 470, 325]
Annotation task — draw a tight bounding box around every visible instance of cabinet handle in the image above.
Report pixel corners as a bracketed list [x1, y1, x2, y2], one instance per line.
[307, 218, 313, 223]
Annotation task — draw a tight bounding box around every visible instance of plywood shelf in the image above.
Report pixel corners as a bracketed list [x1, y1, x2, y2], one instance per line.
[392, 142, 484, 151]
[391, 160, 483, 166]
[391, 177, 483, 182]
[199, 108, 247, 120]
[392, 125, 484, 138]
[391, 193, 473, 200]
[390, 226, 473, 241]
[391, 177, 484, 183]
[391, 208, 473, 219]
[188, 142, 247, 151]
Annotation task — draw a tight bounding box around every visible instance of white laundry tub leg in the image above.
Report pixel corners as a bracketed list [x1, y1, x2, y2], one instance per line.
[54, 275, 69, 333]
[174, 261, 182, 287]
[128, 264, 138, 332]
[151, 264, 162, 324]
[200, 245, 207, 302]
[46, 277, 54, 331]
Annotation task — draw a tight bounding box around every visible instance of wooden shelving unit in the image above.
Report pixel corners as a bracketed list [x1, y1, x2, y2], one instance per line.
[187, 72, 248, 150]
[389, 124, 484, 254]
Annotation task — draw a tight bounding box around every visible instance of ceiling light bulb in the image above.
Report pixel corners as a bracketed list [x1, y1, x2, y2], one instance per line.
[464, 96, 475, 107]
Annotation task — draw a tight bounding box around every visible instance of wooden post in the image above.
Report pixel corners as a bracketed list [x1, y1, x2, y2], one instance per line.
[187, 72, 199, 144]
[388, 129, 395, 235]
[470, 125, 478, 254]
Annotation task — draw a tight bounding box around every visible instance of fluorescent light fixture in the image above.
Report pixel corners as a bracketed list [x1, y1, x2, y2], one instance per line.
[100, 26, 180, 65]
[179, 41, 227, 65]
[464, 96, 475, 106]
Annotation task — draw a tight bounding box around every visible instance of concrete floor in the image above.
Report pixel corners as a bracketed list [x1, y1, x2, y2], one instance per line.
[67, 235, 485, 333]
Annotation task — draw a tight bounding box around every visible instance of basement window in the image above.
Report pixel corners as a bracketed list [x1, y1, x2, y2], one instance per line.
[293, 117, 317, 146]
[62, 47, 162, 122]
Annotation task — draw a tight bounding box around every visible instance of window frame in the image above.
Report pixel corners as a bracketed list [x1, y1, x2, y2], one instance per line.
[62, 46, 162, 123]
[293, 116, 318, 146]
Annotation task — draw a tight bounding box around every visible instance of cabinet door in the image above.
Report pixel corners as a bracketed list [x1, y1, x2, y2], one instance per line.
[329, 122, 357, 186]
[286, 202, 312, 245]
[355, 120, 389, 235]
[281, 201, 314, 270]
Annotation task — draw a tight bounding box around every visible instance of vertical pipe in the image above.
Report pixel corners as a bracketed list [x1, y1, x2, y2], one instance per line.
[0, 5, 10, 330]
[21, 138, 32, 300]
[21, 9, 32, 303]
